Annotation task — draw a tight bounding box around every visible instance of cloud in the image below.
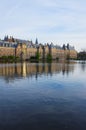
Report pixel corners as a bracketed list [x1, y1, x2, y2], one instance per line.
[0, 0, 86, 51]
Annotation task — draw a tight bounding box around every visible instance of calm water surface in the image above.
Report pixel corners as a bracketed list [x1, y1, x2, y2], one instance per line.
[0, 61, 86, 130]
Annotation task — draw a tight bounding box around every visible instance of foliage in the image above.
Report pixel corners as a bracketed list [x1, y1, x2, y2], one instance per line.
[0, 55, 19, 62]
[77, 51, 86, 60]
[56, 57, 59, 61]
[35, 52, 40, 60]
[30, 56, 35, 60]
[47, 53, 52, 61]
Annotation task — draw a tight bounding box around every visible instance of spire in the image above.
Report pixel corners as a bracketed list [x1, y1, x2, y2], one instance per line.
[35, 38, 38, 44]
[62, 44, 66, 50]
[67, 43, 69, 50]
[4, 35, 8, 41]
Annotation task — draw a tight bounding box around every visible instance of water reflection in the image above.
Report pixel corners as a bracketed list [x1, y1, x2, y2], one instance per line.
[80, 62, 86, 71]
[0, 61, 86, 130]
[0, 62, 76, 82]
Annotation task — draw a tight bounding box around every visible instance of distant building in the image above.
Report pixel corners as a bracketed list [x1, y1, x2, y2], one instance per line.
[0, 36, 77, 60]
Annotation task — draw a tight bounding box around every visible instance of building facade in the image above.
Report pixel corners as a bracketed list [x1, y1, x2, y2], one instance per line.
[0, 36, 77, 60]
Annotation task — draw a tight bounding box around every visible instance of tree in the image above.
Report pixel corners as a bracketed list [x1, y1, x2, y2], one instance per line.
[35, 52, 40, 60]
[47, 53, 52, 61]
[77, 51, 86, 60]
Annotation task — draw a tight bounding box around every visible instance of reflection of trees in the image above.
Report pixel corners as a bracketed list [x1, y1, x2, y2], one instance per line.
[81, 62, 86, 71]
[0, 62, 75, 82]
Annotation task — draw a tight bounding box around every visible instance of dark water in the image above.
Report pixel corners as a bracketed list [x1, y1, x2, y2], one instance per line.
[0, 61, 86, 130]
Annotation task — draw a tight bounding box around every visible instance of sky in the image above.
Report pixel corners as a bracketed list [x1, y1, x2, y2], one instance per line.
[0, 0, 86, 51]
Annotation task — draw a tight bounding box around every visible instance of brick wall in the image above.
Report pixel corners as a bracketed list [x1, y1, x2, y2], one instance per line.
[0, 45, 77, 60]
[0, 47, 15, 56]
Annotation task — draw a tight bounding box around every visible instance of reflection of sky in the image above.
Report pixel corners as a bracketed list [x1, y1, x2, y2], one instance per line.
[0, 62, 86, 129]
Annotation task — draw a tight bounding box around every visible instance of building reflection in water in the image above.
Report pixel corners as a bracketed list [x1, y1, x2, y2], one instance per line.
[0, 62, 76, 82]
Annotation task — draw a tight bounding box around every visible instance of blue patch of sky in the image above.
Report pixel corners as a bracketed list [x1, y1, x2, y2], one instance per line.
[0, 0, 86, 50]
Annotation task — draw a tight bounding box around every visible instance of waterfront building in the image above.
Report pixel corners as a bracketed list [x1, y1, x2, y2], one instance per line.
[0, 36, 77, 60]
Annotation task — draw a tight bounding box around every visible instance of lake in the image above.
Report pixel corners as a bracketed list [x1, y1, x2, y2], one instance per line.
[0, 61, 86, 130]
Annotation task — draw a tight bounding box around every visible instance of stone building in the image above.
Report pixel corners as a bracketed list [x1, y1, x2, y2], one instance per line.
[0, 36, 77, 60]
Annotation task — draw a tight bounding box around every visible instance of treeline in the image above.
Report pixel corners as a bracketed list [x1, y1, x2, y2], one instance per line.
[77, 51, 86, 60]
[30, 52, 53, 62]
[0, 56, 19, 62]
